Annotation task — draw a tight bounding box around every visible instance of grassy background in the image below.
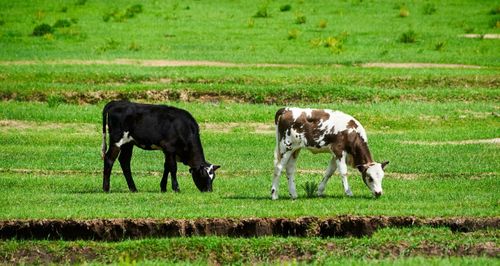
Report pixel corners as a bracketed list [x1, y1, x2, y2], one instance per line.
[0, 0, 499, 65]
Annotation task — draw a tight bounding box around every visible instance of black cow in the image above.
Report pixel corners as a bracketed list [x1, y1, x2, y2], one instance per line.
[101, 101, 220, 193]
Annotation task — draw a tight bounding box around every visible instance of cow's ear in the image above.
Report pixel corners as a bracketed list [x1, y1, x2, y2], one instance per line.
[356, 164, 367, 173]
[381, 161, 389, 169]
[213, 165, 221, 171]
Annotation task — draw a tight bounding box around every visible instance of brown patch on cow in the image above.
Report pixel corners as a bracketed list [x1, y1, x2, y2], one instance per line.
[275, 109, 295, 142]
[325, 131, 373, 166]
[292, 111, 328, 147]
[276, 109, 331, 146]
[347, 120, 358, 129]
[327, 134, 345, 159]
[309, 110, 330, 122]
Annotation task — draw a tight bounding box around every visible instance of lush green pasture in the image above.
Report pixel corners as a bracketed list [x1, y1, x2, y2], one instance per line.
[1, 1, 499, 264]
[0, 0, 499, 65]
[1, 227, 498, 264]
[0, 101, 498, 219]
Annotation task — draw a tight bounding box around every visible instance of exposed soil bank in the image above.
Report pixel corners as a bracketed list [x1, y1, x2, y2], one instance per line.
[1, 216, 498, 241]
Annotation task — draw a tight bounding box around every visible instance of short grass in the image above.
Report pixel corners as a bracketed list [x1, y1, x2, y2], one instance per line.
[0, 0, 499, 65]
[0, 101, 498, 219]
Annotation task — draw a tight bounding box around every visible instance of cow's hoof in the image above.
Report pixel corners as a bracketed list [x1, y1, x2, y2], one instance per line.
[161, 189, 167, 193]
[345, 190, 353, 197]
[174, 189, 180, 193]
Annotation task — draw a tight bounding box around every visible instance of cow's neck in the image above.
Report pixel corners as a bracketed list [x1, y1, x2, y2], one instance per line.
[350, 136, 373, 166]
[187, 138, 206, 168]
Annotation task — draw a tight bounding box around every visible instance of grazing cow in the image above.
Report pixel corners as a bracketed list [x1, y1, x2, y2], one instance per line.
[101, 101, 220, 193]
[271, 107, 389, 200]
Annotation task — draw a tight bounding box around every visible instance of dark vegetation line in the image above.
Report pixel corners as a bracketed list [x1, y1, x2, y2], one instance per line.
[1, 216, 498, 241]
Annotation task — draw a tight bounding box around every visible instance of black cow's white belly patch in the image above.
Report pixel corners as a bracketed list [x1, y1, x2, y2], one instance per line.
[115, 131, 134, 147]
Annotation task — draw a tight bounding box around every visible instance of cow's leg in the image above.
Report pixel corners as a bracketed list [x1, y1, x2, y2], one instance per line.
[161, 151, 179, 193]
[271, 148, 292, 200]
[166, 153, 180, 192]
[318, 157, 337, 196]
[118, 144, 137, 192]
[160, 158, 169, 193]
[337, 152, 353, 196]
[285, 150, 300, 200]
[103, 145, 120, 192]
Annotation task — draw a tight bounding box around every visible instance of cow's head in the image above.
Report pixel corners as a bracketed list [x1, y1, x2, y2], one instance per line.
[357, 161, 389, 198]
[190, 163, 220, 192]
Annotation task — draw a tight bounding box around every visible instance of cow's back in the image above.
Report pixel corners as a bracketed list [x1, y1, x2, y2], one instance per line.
[104, 101, 200, 144]
[275, 107, 368, 152]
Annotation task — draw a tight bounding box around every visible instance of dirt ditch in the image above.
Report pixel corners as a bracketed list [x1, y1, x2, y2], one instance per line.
[1, 216, 498, 241]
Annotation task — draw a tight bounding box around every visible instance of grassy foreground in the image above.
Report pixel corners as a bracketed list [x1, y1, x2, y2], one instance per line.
[1, 227, 498, 264]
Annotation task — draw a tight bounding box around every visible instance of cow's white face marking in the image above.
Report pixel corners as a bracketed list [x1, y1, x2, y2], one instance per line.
[205, 165, 215, 180]
[115, 131, 134, 147]
[365, 163, 384, 196]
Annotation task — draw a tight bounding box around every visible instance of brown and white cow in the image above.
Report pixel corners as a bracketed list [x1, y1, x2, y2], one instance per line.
[271, 107, 389, 200]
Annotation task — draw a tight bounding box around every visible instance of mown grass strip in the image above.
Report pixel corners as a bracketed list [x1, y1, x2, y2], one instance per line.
[0, 171, 497, 219]
[1, 64, 498, 104]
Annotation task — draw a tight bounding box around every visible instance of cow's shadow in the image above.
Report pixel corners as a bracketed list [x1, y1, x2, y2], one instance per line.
[222, 195, 271, 200]
[67, 188, 168, 194]
[223, 194, 374, 200]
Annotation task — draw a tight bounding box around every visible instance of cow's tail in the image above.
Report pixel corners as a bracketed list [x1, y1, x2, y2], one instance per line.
[274, 108, 286, 125]
[101, 106, 109, 160]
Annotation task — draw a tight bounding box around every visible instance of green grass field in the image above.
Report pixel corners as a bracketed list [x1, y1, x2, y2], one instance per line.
[0, 0, 499, 264]
[1, 0, 499, 65]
